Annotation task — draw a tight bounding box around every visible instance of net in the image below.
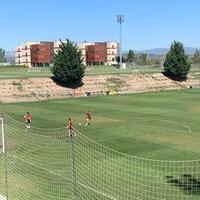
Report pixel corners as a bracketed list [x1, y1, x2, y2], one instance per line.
[0, 113, 72, 200]
[0, 113, 200, 200]
[73, 129, 200, 200]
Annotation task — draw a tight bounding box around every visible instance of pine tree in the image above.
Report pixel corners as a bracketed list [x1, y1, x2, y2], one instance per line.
[163, 41, 191, 81]
[127, 50, 136, 62]
[0, 48, 6, 63]
[137, 53, 148, 65]
[192, 49, 200, 64]
[52, 39, 85, 85]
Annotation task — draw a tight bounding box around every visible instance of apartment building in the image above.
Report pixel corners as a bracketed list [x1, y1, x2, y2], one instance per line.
[79, 41, 118, 66]
[86, 43, 107, 65]
[106, 42, 119, 65]
[15, 41, 54, 67]
[15, 42, 39, 67]
[15, 41, 118, 67]
[30, 42, 54, 67]
[77, 42, 94, 65]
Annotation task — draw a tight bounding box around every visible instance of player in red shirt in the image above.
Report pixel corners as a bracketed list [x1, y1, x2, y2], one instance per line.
[24, 112, 32, 132]
[85, 111, 92, 126]
[67, 118, 75, 137]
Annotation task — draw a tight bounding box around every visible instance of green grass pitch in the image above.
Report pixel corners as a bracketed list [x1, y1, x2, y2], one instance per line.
[0, 89, 200, 199]
[0, 65, 200, 79]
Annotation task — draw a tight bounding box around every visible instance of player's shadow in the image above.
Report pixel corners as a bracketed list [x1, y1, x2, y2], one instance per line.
[51, 77, 84, 89]
[166, 174, 200, 195]
[162, 72, 187, 81]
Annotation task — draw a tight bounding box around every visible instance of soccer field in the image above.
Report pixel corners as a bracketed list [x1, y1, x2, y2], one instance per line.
[0, 65, 200, 79]
[0, 89, 200, 199]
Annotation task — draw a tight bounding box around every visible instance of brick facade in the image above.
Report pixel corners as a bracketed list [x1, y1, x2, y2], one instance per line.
[31, 42, 54, 67]
[16, 41, 118, 67]
[86, 43, 107, 65]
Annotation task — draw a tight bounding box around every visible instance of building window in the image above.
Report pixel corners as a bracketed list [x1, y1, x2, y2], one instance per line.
[25, 46, 27, 50]
[112, 57, 115, 61]
[25, 52, 28, 57]
[112, 51, 114, 55]
[18, 60, 20, 64]
[18, 54, 20, 58]
[18, 48, 20, 52]
[112, 45, 114, 48]
[26, 59, 28, 63]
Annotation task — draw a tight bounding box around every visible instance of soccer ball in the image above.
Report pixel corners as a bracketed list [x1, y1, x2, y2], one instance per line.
[79, 123, 82, 126]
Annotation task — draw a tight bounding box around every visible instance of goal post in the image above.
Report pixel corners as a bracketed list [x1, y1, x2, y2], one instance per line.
[0, 114, 5, 154]
[0, 113, 8, 200]
[2, 113, 73, 200]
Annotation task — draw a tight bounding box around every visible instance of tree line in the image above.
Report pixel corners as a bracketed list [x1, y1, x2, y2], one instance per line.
[124, 51, 163, 66]
[0, 40, 195, 83]
[190, 49, 200, 64]
[0, 48, 6, 63]
[125, 41, 191, 80]
[125, 48, 200, 66]
[51, 40, 191, 84]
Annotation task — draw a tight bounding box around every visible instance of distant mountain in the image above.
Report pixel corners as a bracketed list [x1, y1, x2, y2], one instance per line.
[184, 47, 198, 55]
[124, 47, 198, 56]
[135, 48, 169, 55]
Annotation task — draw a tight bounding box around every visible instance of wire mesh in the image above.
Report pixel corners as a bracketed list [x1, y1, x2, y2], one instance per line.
[0, 113, 200, 200]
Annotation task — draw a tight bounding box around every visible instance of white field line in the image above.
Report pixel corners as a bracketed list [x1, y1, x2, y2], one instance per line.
[132, 117, 192, 133]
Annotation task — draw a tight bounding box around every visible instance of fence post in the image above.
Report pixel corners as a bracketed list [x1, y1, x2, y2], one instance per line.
[1, 113, 9, 200]
[70, 134, 77, 198]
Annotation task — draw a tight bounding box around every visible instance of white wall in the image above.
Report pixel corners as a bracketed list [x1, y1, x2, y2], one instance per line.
[15, 42, 39, 67]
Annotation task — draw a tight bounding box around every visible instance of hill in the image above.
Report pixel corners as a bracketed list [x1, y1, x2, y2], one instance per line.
[0, 73, 200, 103]
[124, 47, 198, 56]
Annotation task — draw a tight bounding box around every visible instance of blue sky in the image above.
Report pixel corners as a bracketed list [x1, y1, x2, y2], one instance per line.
[1, 0, 200, 51]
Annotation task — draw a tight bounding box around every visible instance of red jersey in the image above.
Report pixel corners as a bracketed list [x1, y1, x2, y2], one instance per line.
[86, 112, 92, 120]
[67, 120, 73, 129]
[24, 114, 32, 122]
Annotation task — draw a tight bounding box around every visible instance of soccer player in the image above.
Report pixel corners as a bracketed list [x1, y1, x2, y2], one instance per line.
[85, 111, 92, 126]
[24, 112, 32, 132]
[67, 118, 75, 137]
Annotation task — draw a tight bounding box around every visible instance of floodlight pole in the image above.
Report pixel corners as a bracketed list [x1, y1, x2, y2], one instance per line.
[1, 114, 9, 200]
[117, 15, 124, 69]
